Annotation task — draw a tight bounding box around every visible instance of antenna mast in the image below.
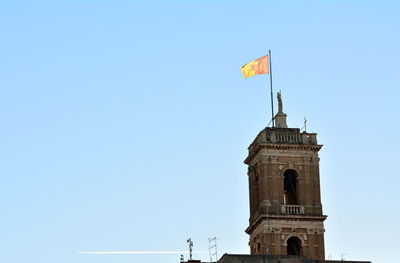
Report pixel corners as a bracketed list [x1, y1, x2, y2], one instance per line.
[301, 117, 307, 132]
[187, 238, 193, 260]
[208, 237, 218, 262]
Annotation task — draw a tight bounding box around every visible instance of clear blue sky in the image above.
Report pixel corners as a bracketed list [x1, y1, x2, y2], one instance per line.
[1, 1, 399, 263]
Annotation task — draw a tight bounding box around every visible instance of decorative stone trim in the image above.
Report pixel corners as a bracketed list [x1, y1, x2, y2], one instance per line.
[281, 234, 308, 247]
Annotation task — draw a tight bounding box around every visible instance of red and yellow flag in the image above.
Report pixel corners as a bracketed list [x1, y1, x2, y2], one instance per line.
[240, 55, 269, 78]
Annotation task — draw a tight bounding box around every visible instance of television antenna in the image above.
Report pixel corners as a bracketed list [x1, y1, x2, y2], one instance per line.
[300, 117, 307, 132]
[187, 238, 193, 260]
[208, 237, 218, 262]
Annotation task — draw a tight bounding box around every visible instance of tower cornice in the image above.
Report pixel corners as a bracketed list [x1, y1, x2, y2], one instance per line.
[245, 213, 328, 234]
[244, 143, 322, 165]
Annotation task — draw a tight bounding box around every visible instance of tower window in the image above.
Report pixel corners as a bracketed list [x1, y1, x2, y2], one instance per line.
[287, 236, 302, 256]
[284, 169, 298, 205]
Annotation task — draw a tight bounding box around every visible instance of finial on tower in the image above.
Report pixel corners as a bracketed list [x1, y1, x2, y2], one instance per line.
[274, 92, 288, 128]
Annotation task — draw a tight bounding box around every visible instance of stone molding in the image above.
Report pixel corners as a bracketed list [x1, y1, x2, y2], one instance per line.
[245, 143, 322, 164]
[281, 234, 308, 247]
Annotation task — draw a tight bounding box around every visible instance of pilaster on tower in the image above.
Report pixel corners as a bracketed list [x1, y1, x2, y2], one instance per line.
[244, 93, 326, 260]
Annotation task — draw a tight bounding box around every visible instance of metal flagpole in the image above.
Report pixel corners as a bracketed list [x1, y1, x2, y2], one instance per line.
[269, 50, 275, 127]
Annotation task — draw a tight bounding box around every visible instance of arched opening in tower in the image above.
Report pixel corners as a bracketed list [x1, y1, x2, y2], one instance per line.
[284, 169, 298, 205]
[287, 236, 302, 256]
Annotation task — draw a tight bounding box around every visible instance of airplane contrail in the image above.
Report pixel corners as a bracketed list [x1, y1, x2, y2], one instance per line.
[78, 251, 209, 255]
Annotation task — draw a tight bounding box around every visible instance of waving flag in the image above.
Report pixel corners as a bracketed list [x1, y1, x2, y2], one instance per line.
[240, 55, 269, 78]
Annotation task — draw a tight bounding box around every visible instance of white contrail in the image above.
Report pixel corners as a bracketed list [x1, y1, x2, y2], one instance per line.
[78, 251, 208, 255]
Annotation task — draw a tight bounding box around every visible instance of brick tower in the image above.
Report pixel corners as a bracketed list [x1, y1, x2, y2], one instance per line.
[244, 93, 326, 260]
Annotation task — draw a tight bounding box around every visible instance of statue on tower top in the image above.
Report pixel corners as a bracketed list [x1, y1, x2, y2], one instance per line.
[277, 91, 283, 113]
[274, 91, 288, 128]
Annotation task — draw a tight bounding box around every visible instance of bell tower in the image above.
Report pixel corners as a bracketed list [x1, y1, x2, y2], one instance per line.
[244, 93, 326, 260]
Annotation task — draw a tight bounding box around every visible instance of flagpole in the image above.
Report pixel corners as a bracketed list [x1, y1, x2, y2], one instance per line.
[269, 50, 275, 127]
